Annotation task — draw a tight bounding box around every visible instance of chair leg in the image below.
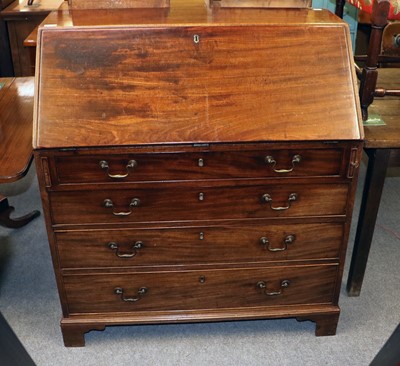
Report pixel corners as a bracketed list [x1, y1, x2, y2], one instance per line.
[359, 0, 390, 121]
[335, 0, 346, 18]
[0, 196, 40, 229]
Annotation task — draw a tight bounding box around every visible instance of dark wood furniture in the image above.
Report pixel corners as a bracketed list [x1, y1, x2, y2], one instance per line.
[33, 1, 363, 347]
[346, 68, 400, 296]
[1, 0, 63, 76]
[0, 0, 14, 76]
[0, 77, 40, 227]
[22, 25, 36, 75]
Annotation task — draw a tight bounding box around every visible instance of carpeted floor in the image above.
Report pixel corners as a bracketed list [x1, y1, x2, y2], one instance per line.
[0, 159, 399, 366]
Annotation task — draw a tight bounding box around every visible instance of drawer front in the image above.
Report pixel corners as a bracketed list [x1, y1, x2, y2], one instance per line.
[56, 223, 343, 268]
[49, 183, 349, 225]
[53, 148, 344, 184]
[63, 264, 338, 314]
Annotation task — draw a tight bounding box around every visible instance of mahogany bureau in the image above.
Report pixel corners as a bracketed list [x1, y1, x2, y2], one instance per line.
[33, 2, 364, 347]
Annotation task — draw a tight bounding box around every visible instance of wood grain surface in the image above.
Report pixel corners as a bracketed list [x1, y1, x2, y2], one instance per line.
[55, 222, 344, 268]
[51, 147, 345, 184]
[62, 264, 338, 313]
[32, 1, 364, 345]
[34, 5, 362, 148]
[48, 182, 349, 225]
[0, 77, 34, 182]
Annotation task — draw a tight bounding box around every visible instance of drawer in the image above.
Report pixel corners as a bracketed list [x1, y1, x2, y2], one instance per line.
[63, 264, 338, 314]
[56, 223, 343, 268]
[52, 148, 344, 184]
[49, 183, 349, 225]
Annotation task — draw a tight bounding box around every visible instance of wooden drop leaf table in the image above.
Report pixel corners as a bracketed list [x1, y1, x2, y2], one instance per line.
[0, 77, 40, 228]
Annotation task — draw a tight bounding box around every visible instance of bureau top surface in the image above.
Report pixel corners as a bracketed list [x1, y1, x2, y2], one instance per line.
[33, 1, 363, 149]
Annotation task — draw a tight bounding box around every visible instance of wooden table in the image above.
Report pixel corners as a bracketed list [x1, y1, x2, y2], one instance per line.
[0, 76, 39, 227]
[346, 68, 400, 296]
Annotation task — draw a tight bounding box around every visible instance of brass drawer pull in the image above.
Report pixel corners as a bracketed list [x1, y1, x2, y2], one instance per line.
[260, 234, 296, 252]
[108, 241, 144, 258]
[261, 193, 297, 211]
[99, 160, 137, 179]
[256, 280, 290, 296]
[114, 287, 148, 302]
[103, 198, 141, 216]
[265, 154, 301, 173]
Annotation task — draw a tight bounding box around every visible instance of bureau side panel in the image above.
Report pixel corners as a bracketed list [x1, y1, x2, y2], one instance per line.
[33, 152, 71, 317]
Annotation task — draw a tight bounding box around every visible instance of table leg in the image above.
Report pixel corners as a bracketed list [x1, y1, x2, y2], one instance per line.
[346, 148, 391, 296]
[0, 195, 40, 229]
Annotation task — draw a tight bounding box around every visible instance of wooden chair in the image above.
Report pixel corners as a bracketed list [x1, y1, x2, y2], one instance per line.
[336, 0, 400, 121]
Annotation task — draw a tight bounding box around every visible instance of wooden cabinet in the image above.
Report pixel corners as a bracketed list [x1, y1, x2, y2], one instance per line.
[1, 0, 63, 76]
[33, 1, 363, 347]
[0, 0, 14, 76]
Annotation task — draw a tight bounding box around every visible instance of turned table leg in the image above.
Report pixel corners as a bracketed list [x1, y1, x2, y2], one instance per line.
[347, 148, 391, 296]
[0, 195, 40, 229]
